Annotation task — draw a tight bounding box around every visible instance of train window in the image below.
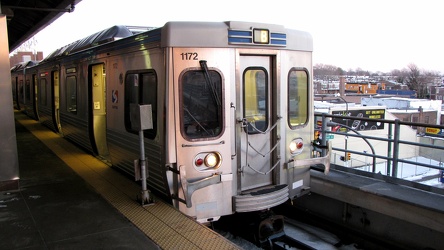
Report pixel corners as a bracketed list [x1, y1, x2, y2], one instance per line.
[25, 80, 31, 102]
[66, 76, 77, 114]
[180, 70, 223, 140]
[124, 71, 157, 139]
[288, 69, 309, 128]
[18, 80, 24, 101]
[33, 75, 38, 103]
[243, 68, 268, 133]
[39, 78, 47, 106]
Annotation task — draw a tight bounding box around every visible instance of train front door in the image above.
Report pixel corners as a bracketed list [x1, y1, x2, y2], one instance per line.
[237, 55, 277, 191]
[89, 64, 110, 161]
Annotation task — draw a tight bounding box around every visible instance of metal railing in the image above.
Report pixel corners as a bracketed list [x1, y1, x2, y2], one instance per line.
[315, 113, 444, 179]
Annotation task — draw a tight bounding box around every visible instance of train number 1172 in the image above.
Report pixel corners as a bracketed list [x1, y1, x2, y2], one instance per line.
[180, 52, 198, 60]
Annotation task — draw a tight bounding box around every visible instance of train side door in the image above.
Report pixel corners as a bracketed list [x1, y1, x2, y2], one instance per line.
[33, 74, 39, 120]
[89, 64, 110, 161]
[237, 55, 276, 191]
[51, 70, 61, 132]
[13, 76, 19, 110]
[18, 79, 23, 110]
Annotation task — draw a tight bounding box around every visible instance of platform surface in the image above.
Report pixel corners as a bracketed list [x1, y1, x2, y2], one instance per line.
[1, 112, 239, 249]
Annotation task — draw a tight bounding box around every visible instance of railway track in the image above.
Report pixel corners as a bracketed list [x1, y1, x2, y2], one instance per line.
[213, 210, 360, 250]
[272, 218, 349, 250]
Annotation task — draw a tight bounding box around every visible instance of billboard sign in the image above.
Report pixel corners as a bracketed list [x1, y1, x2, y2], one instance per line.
[331, 109, 385, 131]
[425, 127, 444, 137]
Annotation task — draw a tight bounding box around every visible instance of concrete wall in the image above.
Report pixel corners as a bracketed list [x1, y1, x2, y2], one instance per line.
[419, 137, 444, 164]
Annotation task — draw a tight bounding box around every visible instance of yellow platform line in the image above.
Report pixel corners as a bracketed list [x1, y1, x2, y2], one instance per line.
[16, 113, 239, 250]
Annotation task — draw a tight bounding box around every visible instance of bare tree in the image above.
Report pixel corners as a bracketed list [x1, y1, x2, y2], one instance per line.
[391, 69, 407, 83]
[423, 70, 442, 85]
[314, 64, 339, 76]
[405, 64, 429, 98]
[312, 62, 442, 95]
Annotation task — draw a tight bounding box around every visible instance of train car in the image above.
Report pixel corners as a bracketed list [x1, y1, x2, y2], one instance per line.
[35, 43, 68, 133]
[11, 60, 39, 119]
[23, 21, 330, 229]
[24, 67, 40, 121]
[10, 63, 23, 110]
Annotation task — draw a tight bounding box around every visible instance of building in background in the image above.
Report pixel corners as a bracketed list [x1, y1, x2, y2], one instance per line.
[9, 51, 43, 67]
[361, 96, 442, 128]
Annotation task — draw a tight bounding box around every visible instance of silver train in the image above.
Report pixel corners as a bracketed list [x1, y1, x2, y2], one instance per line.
[11, 21, 330, 223]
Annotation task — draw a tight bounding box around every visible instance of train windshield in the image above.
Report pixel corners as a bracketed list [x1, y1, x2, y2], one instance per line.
[288, 69, 308, 127]
[181, 70, 223, 140]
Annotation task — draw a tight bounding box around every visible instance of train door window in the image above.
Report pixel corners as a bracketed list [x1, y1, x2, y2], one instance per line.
[25, 80, 31, 102]
[180, 69, 223, 140]
[124, 70, 157, 139]
[39, 78, 47, 106]
[243, 68, 268, 133]
[33, 74, 38, 103]
[288, 69, 309, 128]
[18, 80, 24, 101]
[12, 77, 16, 97]
[66, 76, 77, 114]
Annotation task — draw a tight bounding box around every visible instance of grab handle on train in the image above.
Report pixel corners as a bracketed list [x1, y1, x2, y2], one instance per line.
[179, 165, 222, 208]
[290, 141, 332, 174]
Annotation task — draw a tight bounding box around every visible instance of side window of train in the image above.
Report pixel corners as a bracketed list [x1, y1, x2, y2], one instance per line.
[288, 69, 309, 128]
[39, 78, 47, 106]
[66, 76, 77, 114]
[180, 69, 223, 140]
[19, 80, 24, 99]
[25, 80, 31, 102]
[124, 70, 157, 139]
[243, 68, 268, 134]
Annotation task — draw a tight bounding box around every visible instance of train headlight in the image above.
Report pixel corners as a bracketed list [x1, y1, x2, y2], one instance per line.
[204, 153, 219, 168]
[289, 138, 304, 155]
[194, 152, 222, 171]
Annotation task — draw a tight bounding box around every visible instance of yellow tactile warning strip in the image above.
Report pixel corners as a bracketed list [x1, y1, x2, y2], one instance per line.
[16, 113, 240, 250]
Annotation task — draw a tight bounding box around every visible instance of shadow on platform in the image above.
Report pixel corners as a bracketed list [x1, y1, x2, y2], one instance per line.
[0, 119, 159, 249]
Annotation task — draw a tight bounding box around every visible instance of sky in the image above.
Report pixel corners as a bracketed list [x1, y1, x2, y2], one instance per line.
[14, 0, 444, 73]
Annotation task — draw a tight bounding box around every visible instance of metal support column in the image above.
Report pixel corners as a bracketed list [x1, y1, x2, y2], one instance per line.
[391, 119, 401, 177]
[0, 14, 20, 191]
[137, 130, 152, 205]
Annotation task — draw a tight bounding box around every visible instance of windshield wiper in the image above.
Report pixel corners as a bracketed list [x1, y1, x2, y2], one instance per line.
[184, 107, 212, 136]
[199, 60, 221, 107]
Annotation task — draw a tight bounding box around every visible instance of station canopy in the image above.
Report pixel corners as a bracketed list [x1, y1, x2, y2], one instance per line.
[1, 0, 82, 52]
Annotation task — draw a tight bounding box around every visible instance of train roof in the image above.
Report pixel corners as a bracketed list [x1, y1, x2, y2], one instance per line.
[10, 60, 39, 72]
[160, 21, 313, 51]
[42, 25, 156, 62]
[40, 21, 312, 63]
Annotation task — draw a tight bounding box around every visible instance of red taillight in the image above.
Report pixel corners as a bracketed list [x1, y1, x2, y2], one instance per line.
[297, 141, 303, 149]
[195, 158, 204, 166]
[194, 152, 222, 170]
[289, 138, 304, 155]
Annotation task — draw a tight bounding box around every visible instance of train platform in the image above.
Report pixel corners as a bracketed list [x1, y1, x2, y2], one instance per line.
[2, 112, 240, 249]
